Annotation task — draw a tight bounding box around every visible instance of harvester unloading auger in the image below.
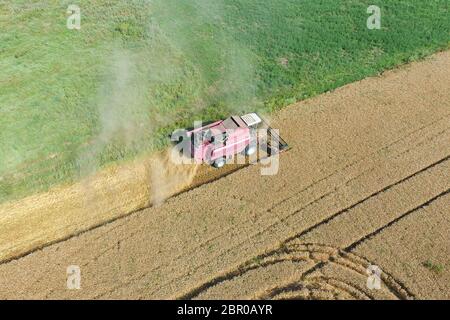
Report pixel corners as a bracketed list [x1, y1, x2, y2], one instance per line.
[174, 113, 289, 168]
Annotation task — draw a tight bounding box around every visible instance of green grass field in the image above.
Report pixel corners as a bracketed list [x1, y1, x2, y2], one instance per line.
[0, 0, 449, 203]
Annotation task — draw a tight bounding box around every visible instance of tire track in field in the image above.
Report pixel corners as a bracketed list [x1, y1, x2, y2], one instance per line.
[304, 189, 450, 299]
[283, 155, 450, 245]
[94, 129, 449, 299]
[179, 186, 449, 299]
[178, 243, 412, 300]
[344, 188, 450, 252]
[266, 113, 450, 213]
[175, 158, 449, 300]
[167, 140, 449, 289]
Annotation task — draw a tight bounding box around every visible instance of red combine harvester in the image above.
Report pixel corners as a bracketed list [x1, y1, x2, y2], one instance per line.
[175, 113, 289, 168]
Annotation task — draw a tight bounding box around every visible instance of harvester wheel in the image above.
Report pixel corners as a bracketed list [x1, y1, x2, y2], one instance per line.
[244, 144, 257, 156]
[213, 157, 226, 168]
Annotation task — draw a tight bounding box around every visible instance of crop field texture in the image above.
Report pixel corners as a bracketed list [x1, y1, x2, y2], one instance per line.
[1, 51, 448, 299]
[0, 0, 449, 203]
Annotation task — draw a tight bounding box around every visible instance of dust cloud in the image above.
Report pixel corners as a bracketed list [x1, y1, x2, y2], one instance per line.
[78, 0, 263, 205]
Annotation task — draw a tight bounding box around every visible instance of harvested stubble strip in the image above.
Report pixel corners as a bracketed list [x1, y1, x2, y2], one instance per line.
[0, 149, 200, 263]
